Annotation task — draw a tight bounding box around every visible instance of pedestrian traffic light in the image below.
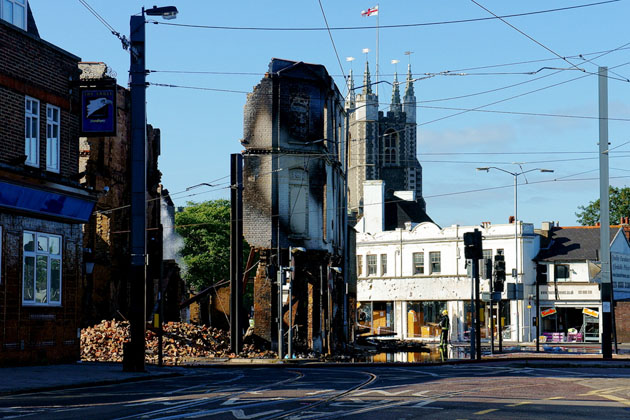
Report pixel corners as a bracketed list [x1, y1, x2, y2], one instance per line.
[536, 264, 547, 284]
[463, 230, 482, 260]
[494, 254, 506, 292]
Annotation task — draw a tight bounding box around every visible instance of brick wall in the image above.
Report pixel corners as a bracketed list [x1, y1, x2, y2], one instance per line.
[615, 301, 630, 343]
[0, 213, 83, 365]
[0, 19, 81, 179]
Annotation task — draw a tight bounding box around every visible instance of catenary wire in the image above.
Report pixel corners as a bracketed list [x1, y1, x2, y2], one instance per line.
[148, 1, 620, 31]
[317, 0, 345, 81]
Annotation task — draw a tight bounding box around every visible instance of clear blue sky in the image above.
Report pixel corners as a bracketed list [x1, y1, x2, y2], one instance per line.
[29, 0, 630, 228]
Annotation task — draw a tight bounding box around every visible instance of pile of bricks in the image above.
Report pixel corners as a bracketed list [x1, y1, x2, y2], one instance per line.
[81, 320, 276, 365]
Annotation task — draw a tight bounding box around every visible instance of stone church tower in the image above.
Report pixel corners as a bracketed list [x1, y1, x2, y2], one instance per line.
[347, 61, 427, 222]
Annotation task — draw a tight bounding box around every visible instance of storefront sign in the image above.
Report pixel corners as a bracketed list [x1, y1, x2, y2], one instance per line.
[539, 284, 597, 300]
[612, 252, 630, 291]
[582, 308, 599, 318]
[541, 308, 557, 317]
[80, 87, 117, 136]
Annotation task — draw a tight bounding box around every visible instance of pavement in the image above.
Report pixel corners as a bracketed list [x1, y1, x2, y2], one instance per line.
[5, 349, 630, 397]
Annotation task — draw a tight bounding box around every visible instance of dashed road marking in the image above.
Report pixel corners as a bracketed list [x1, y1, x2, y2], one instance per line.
[507, 401, 531, 407]
[546, 396, 563, 400]
[474, 408, 498, 415]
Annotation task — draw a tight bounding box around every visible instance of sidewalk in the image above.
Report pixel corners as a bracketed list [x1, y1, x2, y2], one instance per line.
[0, 362, 182, 396]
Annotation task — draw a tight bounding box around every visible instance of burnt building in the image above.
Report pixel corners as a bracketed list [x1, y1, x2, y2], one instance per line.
[78, 62, 182, 326]
[241, 58, 353, 353]
[0, 3, 96, 364]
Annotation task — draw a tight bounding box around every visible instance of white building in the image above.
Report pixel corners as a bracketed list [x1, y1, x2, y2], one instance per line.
[535, 225, 630, 343]
[355, 181, 540, 343]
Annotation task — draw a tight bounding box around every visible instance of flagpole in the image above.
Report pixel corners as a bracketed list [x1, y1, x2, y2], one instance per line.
[375, 3, 379, 97]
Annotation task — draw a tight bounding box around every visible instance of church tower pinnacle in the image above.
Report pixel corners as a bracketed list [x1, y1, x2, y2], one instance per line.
[346, 69, 356, 108]
[402, 63, 416, 124]
[362, 60, 372, 95]
[390, 71, 402, 113]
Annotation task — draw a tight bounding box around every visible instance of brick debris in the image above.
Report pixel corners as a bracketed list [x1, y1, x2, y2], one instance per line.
[81, 320, 276, 365]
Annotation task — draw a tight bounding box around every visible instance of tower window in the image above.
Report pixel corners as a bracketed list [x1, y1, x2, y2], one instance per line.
[383, 129, 398, 165]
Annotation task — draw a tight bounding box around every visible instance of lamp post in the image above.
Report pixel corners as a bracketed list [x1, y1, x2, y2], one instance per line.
[125, 5, 178, 373]
[476, 166, 553, 343]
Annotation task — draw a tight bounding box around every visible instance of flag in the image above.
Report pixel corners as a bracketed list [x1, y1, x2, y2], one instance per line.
[361, 6, 378, 17]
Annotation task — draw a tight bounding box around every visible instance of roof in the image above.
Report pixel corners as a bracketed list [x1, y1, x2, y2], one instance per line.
[384, 200, 434, 230]
[536, 226, 622, 262]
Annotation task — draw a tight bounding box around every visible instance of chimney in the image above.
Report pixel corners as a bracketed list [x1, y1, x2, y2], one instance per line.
[509, 215, 515, 224]
[363, 180, 385, 234]
[481, 221, 491, 228]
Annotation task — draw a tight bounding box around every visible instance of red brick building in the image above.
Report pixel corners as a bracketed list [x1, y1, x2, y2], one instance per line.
[0, 3, 96, 364]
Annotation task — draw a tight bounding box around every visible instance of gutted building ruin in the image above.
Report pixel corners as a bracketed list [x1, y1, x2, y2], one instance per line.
[241, 59, 354, 353]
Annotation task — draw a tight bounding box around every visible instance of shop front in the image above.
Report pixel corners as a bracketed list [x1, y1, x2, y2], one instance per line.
[539, 304, 600, 343]
[357, 301, 395, 335]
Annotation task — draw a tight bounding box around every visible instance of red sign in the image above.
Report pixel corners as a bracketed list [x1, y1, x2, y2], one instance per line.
[541, 308, 557, 317]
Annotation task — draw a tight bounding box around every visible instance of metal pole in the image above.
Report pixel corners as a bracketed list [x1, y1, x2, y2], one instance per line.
[230, 154, 244, 354]
[514, 173, 520, 344]
[288, 248, 294, 359]
[158, 194, 164, 367]
[536, 279, 540, 353]
[474, 257, 481, 360]
[490, 270, 494, 355]
[498, 300, 503, 352]
[599, 66, 612, 359]
[277, 267, 284, 360]
[470, 261, 476, 360]
[125, 13, 147, 373]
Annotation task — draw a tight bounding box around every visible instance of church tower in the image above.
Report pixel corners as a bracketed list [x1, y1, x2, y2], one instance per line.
[347, 60, 427, 223]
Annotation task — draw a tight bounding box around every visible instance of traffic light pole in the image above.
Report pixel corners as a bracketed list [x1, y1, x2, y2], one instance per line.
[470, 261, 476, 360]
[490, 273, 494, 356]
[474, 260, 481, 361]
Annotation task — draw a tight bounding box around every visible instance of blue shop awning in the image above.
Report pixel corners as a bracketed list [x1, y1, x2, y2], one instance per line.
[0, 181, 95, 223]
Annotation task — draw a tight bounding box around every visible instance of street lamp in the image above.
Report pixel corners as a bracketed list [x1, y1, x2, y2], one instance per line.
[125, 5, 178, 373]
[476, 165, 553, 342]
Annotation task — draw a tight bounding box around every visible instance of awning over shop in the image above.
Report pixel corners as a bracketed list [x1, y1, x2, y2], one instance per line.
[0, 181, 95, 223]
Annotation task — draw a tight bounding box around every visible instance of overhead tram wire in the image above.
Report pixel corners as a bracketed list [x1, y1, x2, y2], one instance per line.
[147, 44, 630, 79]
[317, 0, 345, 81]
[77, 0, 131, 50]
[470, 0, 585, 73]
[148, 1, 620, 31]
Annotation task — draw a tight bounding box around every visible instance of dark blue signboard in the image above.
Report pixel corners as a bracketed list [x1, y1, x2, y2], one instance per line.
[80, 87, 117, 136]
[0, 181, 95, 223]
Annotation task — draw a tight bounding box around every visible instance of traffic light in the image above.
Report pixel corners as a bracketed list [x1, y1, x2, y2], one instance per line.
[494, 254, 506, 292]
[536, 264, 548, 284]
[483, 258, 493, 280]
[463, 230, 482, 260]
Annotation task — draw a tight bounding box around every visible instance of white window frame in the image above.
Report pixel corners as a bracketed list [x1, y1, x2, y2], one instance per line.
[430, 251, 441, 274]
[367, 254, 377, 276]
[22, 231, 62, 306]
[413, 252, 424, 275]
[357, 255, 363, 277]
[1, 0, 27, 30]
[25, 96, 39, 167]
[380, 253, 387, 276]
[46, 104, 60, 173]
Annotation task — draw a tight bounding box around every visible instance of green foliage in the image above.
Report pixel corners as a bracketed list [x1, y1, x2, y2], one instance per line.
[576, 186, 630, 226]
[175, 199, 241, 291]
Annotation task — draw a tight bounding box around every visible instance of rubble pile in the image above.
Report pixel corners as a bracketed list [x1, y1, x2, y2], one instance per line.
[81, 320, 276, 365]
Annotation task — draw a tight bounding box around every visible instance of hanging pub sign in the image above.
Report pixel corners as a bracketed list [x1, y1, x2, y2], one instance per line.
[80, 87, 117, 136]
[541, 308, 557, 317]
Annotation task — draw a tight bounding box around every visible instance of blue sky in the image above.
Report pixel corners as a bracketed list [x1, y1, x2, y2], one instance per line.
[29, 0, 630, 228]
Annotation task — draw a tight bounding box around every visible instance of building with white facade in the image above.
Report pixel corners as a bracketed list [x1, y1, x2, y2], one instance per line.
[535, 225, 630, 343]
[355, 181, 540, 343]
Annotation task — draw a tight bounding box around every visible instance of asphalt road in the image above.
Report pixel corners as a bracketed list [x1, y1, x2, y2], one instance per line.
[3, 363, 630, 419]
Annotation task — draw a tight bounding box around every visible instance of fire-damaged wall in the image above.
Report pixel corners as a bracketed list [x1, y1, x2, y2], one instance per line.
[241, 59, 353, 353]
[78, 62, 183, 326]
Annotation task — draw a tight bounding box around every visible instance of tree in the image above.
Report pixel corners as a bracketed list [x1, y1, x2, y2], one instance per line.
[175, 199, 249, 291]
[575, 186, 630, 226]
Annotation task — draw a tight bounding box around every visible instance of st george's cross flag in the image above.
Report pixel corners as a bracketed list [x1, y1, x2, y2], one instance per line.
[361, 6, 378, 17]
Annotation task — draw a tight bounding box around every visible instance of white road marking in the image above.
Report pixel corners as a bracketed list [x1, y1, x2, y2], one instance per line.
[231, 409, 283, 419]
